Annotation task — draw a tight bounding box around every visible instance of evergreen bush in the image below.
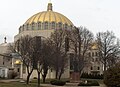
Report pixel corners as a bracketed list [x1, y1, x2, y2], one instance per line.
[104, 63, 120, 87]
[50, 79, 66, 86]
[81, 72, 103, 79]
[78, 80, 99, 86]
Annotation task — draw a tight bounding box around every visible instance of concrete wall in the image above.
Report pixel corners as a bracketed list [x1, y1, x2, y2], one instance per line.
[0, 67, 8, 78]
[14, 29, 54, 41]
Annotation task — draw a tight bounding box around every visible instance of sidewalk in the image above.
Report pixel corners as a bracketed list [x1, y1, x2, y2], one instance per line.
[41, 82, 107, 87]
[0, 79, 107, 87]
[41, 83, 79, 87]
[0, 79, 21, 83]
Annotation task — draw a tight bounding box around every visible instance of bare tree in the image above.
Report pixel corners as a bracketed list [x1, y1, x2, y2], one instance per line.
[69, 27, 93, 75]
[40, 39, 53, 83]
[49, 29, 69, 79]
[0, 53, 12, 58]
[58, 53, 68, 80]
[96, 31, 120, 71]
[14, 35, 34, 84]
[15, 36, 50, 87]
[30, 36, 42, 87]
[29, 36, 52, 86]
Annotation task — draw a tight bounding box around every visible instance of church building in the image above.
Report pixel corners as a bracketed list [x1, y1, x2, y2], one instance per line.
[0, 1, 103, 80]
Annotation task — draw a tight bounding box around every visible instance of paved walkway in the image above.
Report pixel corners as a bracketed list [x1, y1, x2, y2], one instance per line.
[0, 79, 21, 82]
[41, 83, 79, 87]
[0, 79, 107, 87]
[41, 82, 107, 87]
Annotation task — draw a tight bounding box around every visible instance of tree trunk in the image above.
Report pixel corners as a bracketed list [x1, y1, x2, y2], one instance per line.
[58, 66, 64, 80]
[38, 71, 40, 87]
[55, 69, 58, 79]
[58, 71, 63, 80]
[26, 74, 31, 84]
[103, 62, 107, 81]
[42, 75, 46, 83]
[104, 64, 106, 71]
[42, 70, 48, 83]
[42, 72, 47, 83]
[104, 61, 107, 72]
[26, 68, 33, 84]
[41, 65, 48, 83]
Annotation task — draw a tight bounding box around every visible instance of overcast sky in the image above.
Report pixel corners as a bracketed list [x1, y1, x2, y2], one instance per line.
[0, 0, 120, 43]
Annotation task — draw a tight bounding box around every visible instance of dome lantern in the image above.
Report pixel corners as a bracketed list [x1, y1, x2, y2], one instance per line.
[47, 2, 53, 11]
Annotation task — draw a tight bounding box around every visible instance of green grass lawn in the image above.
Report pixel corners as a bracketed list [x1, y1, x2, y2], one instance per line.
[0, 79, 49, 87]
[0, 78, 69, 87]
[0, 82, 41, 87]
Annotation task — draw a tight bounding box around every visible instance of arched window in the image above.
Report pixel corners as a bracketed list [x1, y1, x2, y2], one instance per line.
[64, 24, 68, 29]
[32, 22, 35, 30]
[91, 67, 93, 70]
[58, 22, 62, 29]
[51, 22, 55, 29]
[98, 67, 100, 70]
[92, 52, 94, 57]
[88, 52, 91, 57]
[70, 25, 73, 29]
[38, 22, 41, 30]
[44, 22, 48, 29]
[95, 52, 98, 56]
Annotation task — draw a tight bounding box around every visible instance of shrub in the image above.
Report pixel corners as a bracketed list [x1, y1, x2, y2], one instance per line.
[33, 77, 37, 79]
[78, 80, 99, 86]
[11, 71, 18, 79]
[81, 72, 103, 79]
[0, 76, 6, 79]
[104, 63, 120, 87]
[50, 79, 66, 86]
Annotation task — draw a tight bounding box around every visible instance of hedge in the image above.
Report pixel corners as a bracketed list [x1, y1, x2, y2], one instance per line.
[50, 79, 66, 86]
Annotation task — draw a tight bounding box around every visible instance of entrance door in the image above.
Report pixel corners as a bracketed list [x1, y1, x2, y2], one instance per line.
[2, 70, 5, 77]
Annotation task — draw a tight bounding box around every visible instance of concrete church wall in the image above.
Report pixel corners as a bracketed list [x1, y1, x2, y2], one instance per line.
[22, 68, 70, 80]
[14, 29, 54, 41]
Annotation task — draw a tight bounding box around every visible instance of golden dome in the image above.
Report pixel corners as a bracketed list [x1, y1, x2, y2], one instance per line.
[91, 42, 98, 50]
[24, 3, 73, 26]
